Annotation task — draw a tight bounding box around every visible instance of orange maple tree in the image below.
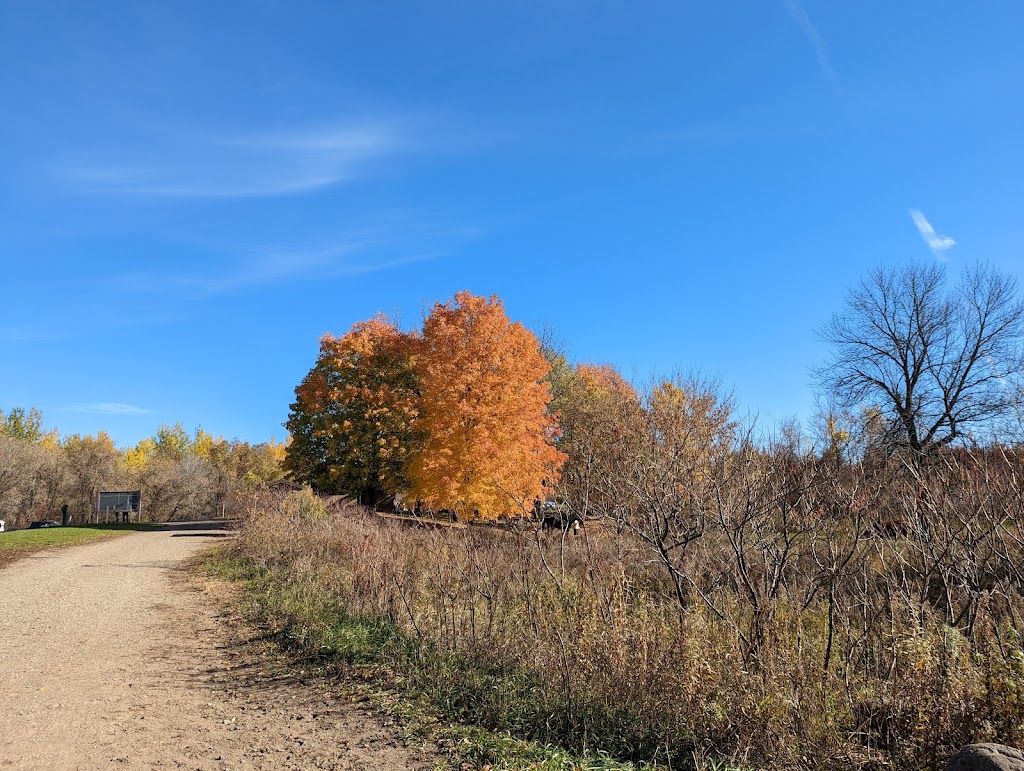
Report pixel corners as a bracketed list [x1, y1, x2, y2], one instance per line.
[407, 291, 565, 520]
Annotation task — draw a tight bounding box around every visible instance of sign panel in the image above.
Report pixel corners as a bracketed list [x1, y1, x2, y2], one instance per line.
[97, 491, 141, 513]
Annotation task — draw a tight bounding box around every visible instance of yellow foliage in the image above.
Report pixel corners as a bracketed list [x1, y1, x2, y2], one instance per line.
[122, 437, 156, 473]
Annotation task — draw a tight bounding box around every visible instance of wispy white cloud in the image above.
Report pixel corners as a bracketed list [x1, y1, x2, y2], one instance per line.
[105, 218, 480, 296]
[64, 121, 405, 199]
[909, 209, 956, 260]
[784, 0, 840, 88]
[145, 245, 437, 295]
[61, 403, 154, 416]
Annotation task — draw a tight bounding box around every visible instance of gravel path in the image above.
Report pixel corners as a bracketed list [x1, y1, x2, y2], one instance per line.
[0, 522, 435, 770]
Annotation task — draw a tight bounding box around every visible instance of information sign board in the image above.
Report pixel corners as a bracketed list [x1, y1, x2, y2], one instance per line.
[96, 491, 142, 515]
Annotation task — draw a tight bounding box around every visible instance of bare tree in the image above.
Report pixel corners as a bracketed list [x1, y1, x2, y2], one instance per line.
[614, 375, 735, 619]
[62, 432, 122, 523]
[815, 262, 1024, 460]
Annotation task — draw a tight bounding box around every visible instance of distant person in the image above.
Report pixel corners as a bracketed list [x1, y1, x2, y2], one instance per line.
[61, 503, 69, 526]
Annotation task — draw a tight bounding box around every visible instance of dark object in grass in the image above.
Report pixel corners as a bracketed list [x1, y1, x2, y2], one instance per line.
[541, 513, 581, 534]
[946, 743, 1024, 771]
[29, 520, 61, 529]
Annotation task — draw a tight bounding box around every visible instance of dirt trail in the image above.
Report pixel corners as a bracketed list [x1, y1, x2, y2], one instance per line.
[0, 522, 436, 770]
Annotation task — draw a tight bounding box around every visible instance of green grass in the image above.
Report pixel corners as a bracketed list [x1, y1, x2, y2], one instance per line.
[0, 522, 164, 556]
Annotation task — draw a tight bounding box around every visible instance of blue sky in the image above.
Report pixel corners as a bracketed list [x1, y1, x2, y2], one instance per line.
[1, 1, 1022, 447]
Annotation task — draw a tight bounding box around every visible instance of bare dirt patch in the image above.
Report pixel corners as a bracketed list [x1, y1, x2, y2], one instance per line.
[0, 521, 438, 770]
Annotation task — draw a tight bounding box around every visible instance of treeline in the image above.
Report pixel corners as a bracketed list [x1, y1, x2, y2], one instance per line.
[0, 408, 285, 528]
[285, 267, 1024, 530]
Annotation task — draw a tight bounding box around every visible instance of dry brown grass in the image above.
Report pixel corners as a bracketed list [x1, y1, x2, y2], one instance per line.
[228, 450, 1024, 770]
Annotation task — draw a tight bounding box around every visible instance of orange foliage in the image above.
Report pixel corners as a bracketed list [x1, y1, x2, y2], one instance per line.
[407, 292, 565, 520]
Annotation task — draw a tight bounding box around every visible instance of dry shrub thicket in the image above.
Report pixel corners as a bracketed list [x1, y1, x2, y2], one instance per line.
[233, 431, 1024, 769]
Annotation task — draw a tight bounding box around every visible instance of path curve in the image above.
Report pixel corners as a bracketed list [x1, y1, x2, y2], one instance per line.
[0, 522, 433, 770]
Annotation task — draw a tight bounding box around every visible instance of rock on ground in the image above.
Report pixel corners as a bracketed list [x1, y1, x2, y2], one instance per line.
[946, 744, 1024, 771]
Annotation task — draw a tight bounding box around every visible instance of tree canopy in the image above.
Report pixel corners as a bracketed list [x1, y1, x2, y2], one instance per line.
[285, 293, 565, 519]
[285, 315, 421, 505]
[406, 291, 565, 519]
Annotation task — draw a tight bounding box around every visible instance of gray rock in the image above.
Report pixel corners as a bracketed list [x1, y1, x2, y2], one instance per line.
[946, 744, 1024, 771]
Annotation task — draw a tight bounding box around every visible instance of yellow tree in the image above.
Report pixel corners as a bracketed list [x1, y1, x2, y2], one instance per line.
[408, 291, 565, 520]
[554, 363, 642, 520]
[626, 375, 736, 615]
[203, 437, 287, 516]
[120, 424, 222, 521]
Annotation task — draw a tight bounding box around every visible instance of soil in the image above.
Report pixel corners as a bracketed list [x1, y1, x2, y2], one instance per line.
[0, 521, 439, 770]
